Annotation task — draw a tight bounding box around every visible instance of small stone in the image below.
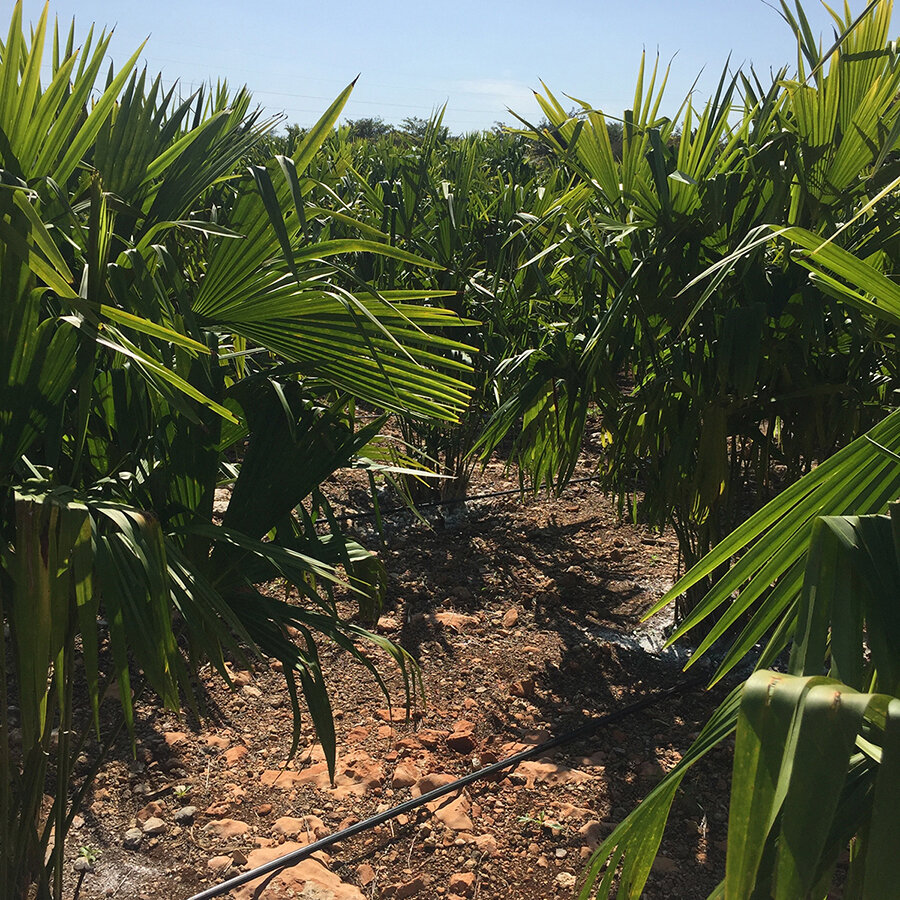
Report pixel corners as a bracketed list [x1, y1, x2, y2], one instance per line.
[142, 817, 166, 836]
[376, 615, 400, 632]
[555, 847, 568, 859]
[73, 857, 94, 873]
[163, 732, 187, 747]
[391, 761, 421, 790]
[501, 608, 519, 628]
[411, 773, 456, 798]
[448, 872, 475, 896]
[136, 800, 166, 823]
[433, 794, 474, 832]
[416, 730, 450, 750]
[555, 872, 577, 888]
[224, 745, 248, 767]
[174, 806, 197, 824]
[207, 855, 232, 873]
[123, 827, 143, 849]
[509, 678, 536, 699]
[203, 818, 250, 839]
[357, 863, 376, 886]
[255, 803, 273, 816]
[394, 877, 427, 898]
[474, 833, 498, 856]
[446, 721, 477, 754]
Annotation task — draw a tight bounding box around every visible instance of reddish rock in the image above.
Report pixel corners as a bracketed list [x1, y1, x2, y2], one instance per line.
[203, 818, 250, 839]
[223, 745, 247, 767]
[357, 863, 376, 886]
[446, 720, 477, 754]
[474, 833, 499, 856]
[346, 725, 370, 742]
[416, 730, 450, 750]
[411, 611, 478, 632]
[411, 773, 456, 798]
[207, 855, 232, 873]
[273, 815, 328, 840]
[449, 871, 476, 896]
[225, 783, 246, 801]
[205, 734, 231, 751]
[136, 800, 166, 823]
[205, 803, 230, 816]
[579, 819, 613, 849]
[501, 607, 519, 628]
[335, 751, 383, 795]
[163, 732, 187, 747]
[255, 803, 273, 816]
[508, 759, 594, 789]
[431, 794, 474, 831]
[392, 877, 428, 898]
[375, 708, 408, 724]
[430, 611, 479, 631]
[233, 842, 364, 900]
[391, 761, 421, 790]
[509, 678, 536, 699]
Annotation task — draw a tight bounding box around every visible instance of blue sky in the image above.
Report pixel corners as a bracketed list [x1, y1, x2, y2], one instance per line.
[17, 1, 898, 133]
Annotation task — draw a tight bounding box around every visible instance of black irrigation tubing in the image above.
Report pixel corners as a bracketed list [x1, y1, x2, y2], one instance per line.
[187, 673, 706, 900]
[350, 475, 601, 519]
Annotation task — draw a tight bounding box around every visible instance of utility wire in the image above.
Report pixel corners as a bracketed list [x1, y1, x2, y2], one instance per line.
[187, 674, 706, 900]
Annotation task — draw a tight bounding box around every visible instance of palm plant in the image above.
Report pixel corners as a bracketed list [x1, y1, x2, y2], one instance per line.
[482, 0, 900, 619]
[0, 6, 475, 897]
[573, 3, 900, 895]
[313, 114, 567, 507]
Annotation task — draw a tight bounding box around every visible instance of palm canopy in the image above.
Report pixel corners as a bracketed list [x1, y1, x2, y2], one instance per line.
[0, 6, 475, 897]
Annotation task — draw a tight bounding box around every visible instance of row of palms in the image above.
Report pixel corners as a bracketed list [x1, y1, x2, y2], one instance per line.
[0, 6, 476, 896]
[306, 2, 900, 894]
[3, 0, 900, 897]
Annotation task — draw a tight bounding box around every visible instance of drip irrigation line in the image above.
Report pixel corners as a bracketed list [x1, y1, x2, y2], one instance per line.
[350, 475, 601, 520]
[187, 673, 706, 900]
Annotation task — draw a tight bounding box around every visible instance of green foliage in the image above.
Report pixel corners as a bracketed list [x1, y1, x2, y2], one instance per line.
[478, 0, 900, 621]
[0, 6, 474, 898]
[346, 116, 393, 141]
[575, 5, 900, 894]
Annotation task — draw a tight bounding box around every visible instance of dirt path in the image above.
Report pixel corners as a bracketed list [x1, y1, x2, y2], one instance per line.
[70, 457, 734, 900]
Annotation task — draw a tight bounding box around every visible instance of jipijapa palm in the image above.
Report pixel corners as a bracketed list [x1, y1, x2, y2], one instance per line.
[0, 5, 473, 897]
[488, 0, 900, 625]
[576, 4, 900, 895]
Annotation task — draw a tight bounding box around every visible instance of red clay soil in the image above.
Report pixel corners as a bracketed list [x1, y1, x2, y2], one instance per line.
[65, 453, 735, 900]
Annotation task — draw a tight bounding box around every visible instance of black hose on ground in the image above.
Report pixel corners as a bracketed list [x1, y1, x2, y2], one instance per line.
[186, 674, 707, 900]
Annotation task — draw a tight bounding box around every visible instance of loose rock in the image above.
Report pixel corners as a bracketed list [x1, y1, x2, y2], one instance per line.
[142, 817, 166, 836]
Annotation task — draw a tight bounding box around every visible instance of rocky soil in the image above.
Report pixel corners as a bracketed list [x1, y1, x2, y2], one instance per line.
[66, 450, 736, 900]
